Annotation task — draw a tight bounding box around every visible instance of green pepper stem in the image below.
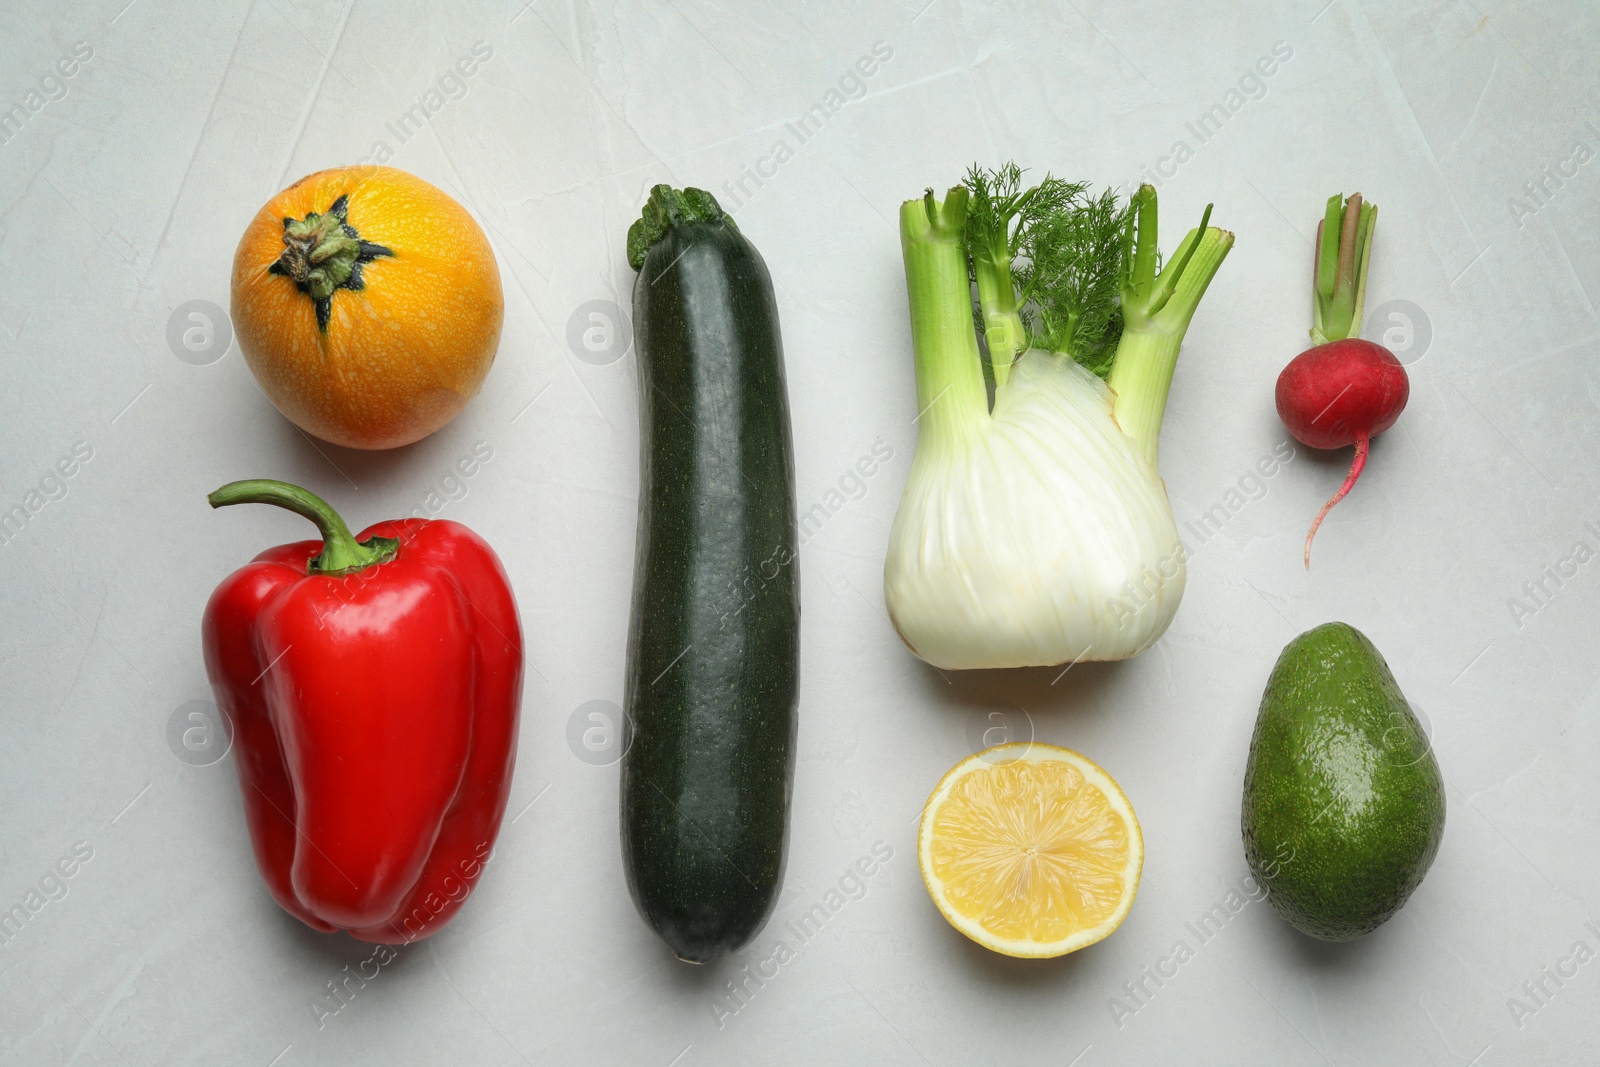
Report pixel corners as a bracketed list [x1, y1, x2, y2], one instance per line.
[208, 479, 398, 575]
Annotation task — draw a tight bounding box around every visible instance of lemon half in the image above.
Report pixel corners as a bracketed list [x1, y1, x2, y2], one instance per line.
[918, 742, 1143, 958]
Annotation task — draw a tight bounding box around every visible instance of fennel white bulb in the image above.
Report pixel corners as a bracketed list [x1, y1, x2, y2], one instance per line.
[883, 171, 1231, 671]
[885, 352, 1184, 669]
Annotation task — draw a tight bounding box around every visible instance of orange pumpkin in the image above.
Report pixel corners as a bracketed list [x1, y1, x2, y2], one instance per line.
[231, 166, 504, 449]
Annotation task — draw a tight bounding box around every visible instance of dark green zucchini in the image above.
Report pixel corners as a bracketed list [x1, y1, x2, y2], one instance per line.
[621, 185, 799, 963]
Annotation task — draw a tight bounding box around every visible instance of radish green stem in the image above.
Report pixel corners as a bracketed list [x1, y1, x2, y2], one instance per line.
[1351, 202, 1376, 336]
[1312, 193, 1378, 344]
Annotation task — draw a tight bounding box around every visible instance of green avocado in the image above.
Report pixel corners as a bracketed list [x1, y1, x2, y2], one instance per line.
[1242, 622, 1445, 941]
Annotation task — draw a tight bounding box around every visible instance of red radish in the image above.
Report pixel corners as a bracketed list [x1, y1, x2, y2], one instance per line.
[1278, 190, 1410, 567]
[1276, 338, 1409, 567]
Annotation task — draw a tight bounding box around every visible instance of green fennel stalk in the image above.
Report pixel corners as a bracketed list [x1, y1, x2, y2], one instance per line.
[1106, 189, 1232, 465]
[903, 165, 1234, 464]
[899, 187, 988, 443]
[963, 164, 1086, 388]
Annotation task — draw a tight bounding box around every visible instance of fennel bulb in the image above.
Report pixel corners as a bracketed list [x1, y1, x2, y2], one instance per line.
[884, 169, 1233, 670]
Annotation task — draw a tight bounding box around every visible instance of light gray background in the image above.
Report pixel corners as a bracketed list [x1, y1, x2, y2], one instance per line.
[2, 1, 1597, 1064]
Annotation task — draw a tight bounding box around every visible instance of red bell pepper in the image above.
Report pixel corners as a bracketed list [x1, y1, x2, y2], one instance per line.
[201, 479, 522, 943]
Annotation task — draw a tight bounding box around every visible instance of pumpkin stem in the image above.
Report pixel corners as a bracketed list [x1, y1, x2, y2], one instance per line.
[267, 195, 393, 331]
[277, 206, 360, 299]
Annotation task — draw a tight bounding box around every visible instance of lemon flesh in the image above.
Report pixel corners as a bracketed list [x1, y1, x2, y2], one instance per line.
[918, 743, 1143, 957]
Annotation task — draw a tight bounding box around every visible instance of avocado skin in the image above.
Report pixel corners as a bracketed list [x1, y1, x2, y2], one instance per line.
[1242, 622, 1445, 941]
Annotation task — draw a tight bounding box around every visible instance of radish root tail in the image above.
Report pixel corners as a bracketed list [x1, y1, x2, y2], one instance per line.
[1304, 433, 1370, 569]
